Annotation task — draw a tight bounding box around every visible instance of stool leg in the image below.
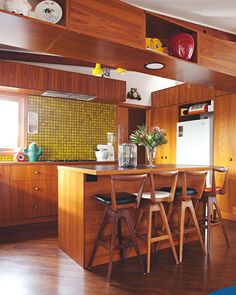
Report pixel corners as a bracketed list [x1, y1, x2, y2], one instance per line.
[159, 203, 179, 264]
[124, 210, 145, 274]
[188, 201, 206, 256]
[117, 218, 124, 261]
[146, 205, 152, 273]
[107, 212, 118, 283]
[213, 197, 230, 248]
[207, 198, 213, 254]
[87, 208, 108, 269]
[179, 201, 187, 263]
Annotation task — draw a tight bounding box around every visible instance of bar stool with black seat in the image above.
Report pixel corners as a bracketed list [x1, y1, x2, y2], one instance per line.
[161, 171, 207, 263]
[87, 173, 147, 283]
[201, 167, 230, 254]
[135, 171, 179, 273]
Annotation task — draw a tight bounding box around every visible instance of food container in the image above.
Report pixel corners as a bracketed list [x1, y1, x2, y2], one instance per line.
[118, 143, 137, 168]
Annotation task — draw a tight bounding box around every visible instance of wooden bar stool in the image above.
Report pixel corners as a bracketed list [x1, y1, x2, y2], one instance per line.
[87, 173, 147, 283]
[135, 171, 179, 273]
[162, 171, 207, 263]
[201, 167, 230, 253]
[178, 171, 207, 262]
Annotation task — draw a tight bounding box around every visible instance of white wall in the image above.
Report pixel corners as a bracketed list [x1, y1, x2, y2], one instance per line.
[20, 62, 183, 106]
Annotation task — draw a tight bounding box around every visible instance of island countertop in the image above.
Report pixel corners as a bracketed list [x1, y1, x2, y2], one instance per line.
[57, 163, 213, 175]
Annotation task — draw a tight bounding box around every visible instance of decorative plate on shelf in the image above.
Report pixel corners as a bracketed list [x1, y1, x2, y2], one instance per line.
[35, 0, 62, 24]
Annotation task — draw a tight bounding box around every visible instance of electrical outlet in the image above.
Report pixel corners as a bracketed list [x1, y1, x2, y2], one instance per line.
[233, 207, 236, 215]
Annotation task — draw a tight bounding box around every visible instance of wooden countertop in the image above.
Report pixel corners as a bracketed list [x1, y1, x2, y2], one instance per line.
[57, 164, 213, 175]
[0, 161, 116, 166]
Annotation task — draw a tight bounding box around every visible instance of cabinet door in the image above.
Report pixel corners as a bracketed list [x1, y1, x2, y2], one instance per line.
[0, 166, 10, 222]
[9, 179, 57, 219]
[69, 0, 145, 49]
[214, 94, 236, 220]
[152, 105, 178, 164]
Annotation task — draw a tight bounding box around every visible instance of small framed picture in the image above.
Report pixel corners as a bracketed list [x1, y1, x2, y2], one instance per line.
[28, 112, 38, 134]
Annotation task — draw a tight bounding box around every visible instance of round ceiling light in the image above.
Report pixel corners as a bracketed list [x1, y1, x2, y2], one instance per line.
[144, 62, 165, 70]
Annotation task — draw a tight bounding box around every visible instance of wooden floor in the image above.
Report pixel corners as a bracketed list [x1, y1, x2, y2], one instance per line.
[0, 221, 235, 295]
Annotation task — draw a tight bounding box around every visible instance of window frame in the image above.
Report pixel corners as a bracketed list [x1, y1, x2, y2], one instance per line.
[0, 94, 27, 155]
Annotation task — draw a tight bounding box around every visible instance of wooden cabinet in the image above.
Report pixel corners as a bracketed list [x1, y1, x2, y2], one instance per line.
[152, 105, 178, 164]
[0, 60, 126, 104]
[198, 33, 236, 77]
[69, 0, 145, 49]
[9, 165, 57, 220]
[0, 166, 10, 222]
[214, 94, 236, 220]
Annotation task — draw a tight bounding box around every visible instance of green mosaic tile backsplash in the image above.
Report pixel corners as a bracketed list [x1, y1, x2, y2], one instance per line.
[0, 96, 116, 161]
[28, 96, 116, 160]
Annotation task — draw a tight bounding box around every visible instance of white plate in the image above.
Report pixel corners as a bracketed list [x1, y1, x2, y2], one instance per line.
[35, 0, 63, 24]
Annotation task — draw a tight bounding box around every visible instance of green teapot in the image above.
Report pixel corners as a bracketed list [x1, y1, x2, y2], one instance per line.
[24, 142, 42, 162]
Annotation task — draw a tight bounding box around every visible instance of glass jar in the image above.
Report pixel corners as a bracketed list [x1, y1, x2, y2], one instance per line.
[118, 143, 137, 168]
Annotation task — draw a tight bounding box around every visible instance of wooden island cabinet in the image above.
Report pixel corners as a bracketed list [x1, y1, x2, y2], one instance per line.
[58, 164, 211, 268]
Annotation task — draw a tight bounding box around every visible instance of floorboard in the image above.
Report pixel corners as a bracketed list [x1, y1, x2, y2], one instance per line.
[0, 221, 235, 295]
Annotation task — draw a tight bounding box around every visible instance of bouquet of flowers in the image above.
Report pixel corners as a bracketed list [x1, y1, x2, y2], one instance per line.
[130, 125, 167, 148]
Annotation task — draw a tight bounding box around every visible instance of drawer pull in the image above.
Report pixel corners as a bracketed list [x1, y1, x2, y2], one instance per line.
[164, 156, 167, 159]
[34, 171, 40, 174]
[229, 158, 233, 161]
[33, 204, 38, 209]
[34, 187, 39, 191]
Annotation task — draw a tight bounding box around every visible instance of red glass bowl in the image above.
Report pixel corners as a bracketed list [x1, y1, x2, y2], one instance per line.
[168, 33, 195, 61]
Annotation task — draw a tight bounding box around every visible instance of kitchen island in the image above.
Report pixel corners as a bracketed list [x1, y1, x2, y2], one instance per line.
[58, 164, 211, 268]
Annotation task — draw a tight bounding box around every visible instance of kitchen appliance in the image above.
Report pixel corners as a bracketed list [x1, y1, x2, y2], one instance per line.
[95, 132, 115, 161]
[176, 118, 213, 184]
[118, 143, 137, 168]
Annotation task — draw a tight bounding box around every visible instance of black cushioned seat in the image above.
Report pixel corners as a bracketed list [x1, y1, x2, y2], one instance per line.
[160, 187, 198, 198]
[94, 192, 137, 205]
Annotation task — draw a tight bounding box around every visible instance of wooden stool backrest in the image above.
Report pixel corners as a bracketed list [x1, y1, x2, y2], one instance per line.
[149, 171, 178, 203]
[212, 167, 229, 196]
[181, 171, 207, 201]
[110, 174, 147, 211]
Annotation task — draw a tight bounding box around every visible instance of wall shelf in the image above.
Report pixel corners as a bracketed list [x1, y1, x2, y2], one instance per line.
[1, 0, 67, 27]
[146, 13, 198, 63]
[178, 100, 213, 122]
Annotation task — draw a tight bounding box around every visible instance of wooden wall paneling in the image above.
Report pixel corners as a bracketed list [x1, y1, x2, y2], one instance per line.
[198, 33, 236, 77]
[214, 94, 236, 220]
[58, 170, 85, 266]
[152, 83, 226, 108]
[152, 105, 178, 164]
[69, 0, 146, 49]
[0, 166, 10, 222]
[128, 108, 146, 164]
[117, 106, 129, 144]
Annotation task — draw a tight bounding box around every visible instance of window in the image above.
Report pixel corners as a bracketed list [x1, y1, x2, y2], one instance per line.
[0, 95, 26, 155]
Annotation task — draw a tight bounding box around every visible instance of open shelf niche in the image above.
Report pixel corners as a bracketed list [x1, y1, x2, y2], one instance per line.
[0, 0, 67, 27]
[178, 100, 214, 122]
[146, 13, 198, 63]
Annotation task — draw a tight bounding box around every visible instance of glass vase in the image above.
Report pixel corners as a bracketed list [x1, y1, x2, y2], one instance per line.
[145, 146, 157, 166]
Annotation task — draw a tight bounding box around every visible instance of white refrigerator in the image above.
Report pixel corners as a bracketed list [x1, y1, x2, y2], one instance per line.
[176, 118, 213, 166]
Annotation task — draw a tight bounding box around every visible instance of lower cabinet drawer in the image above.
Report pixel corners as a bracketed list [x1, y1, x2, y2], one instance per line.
[9, 180, 58, 219]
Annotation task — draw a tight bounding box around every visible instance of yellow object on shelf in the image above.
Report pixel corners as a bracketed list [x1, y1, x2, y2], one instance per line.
[92, 63, 103, 77]
[116, 68, 126, 74]
[146, 38, 164, 53]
